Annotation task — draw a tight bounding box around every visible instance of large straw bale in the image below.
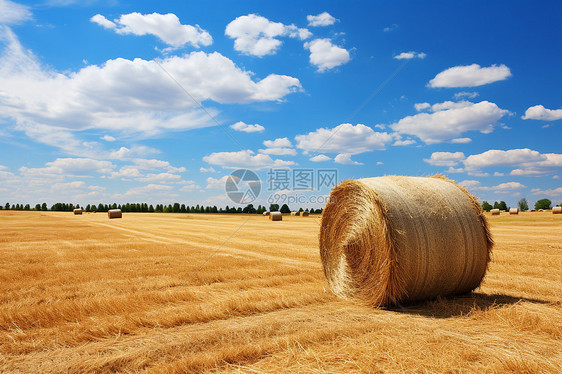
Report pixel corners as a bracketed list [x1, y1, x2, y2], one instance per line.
[553, 207, 562, 214]
[73, 209, 83, 215]
[509, 208, 519, 215]
[491, 209, 500, 215]
[108, 209, 122, 219]
[319, 175, 493, 306]
[269, 212, 282, 221]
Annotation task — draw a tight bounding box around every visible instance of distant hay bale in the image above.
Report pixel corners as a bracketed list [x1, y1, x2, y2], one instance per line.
[269, 212, 282, 221]
[73, 209, 83, 215]
[553, 207, 562, 214]
[491, 209, 500, 215]
[530, 209, 536, 212]
[263, 211, 270, 216]
[319, 175, 493, 307]
[509, 208, 519, 215]
[108, 209, 122, 219]
[301, 211, 310, 217]
[539, 209, 544, 212]
[290, 212, 297, 216]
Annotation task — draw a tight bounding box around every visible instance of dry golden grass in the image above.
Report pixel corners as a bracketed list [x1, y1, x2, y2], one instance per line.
[0, 210, 560, 373]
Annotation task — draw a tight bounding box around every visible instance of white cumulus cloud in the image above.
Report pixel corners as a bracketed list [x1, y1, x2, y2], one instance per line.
[334, 153, 363, 165]
[304, 38, 350, 72]
[307, 12, 337, 27]
[463, 148, 562, 176]
[428, 64, 511, 88]
[0, 0, 31, 24]
[0, 28, 302, 150]
[393, 51, 426, 60]
[295, 123, 392, 154]
[424, 152, 466, 166]
[390, 101, 508, 144]
[309, 154, 331, 162]
[230, 121, 265, 133]
[91, 12, 212, 48]
[203, 150, 295, 169]
[531, 187, 562, 196]
[225, 14, 311, 57]
[259, 137, 296, 156]
[522, 105, 562, 121]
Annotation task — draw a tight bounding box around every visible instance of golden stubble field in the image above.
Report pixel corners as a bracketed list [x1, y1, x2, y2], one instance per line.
[0, 210, 561, 373]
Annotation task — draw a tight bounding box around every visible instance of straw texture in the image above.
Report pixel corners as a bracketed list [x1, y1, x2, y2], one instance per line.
[491, 209, 500, 215]
[269, 212, 282, 221]
[108, 209, 122, 219]
[509, 208, 519, 215]
[553, 207, 562, 214]
[319, 175, 493, 307]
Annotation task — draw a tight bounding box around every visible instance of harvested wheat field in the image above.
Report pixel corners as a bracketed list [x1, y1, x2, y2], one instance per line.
[0, 210, 561, 373]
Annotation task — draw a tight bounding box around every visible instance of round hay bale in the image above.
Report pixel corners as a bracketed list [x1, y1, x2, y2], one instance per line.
[269, 212, 282, 221]
[290, 212, 297, 216]
[319, 175, 493, 307]
[553, 207, 562, 214]
[263, 211, 270, 216]
[539, 209, 544, 212]
[509, 208, 519, 215]
[301, 211, 310, 217]
[73, 208, 83, 215]
[491, 209, 500, 215]
[108, 209, 122, 219]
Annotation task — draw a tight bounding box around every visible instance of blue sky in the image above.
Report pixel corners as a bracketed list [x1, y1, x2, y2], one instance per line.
[0, 0, 561, 209]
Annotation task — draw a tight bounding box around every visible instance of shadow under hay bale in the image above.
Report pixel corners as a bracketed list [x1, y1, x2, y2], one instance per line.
[320, 175, 493, 307]
[390, 292, 551, 319]
[108, 209, 122, 219]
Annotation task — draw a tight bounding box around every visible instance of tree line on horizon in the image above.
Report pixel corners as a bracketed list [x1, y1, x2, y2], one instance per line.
[481, 198, 558, 212]
[0, 202, 324, 214]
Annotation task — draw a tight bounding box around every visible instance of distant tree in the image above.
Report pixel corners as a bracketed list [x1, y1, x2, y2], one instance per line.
[15, 204, 21, 210]
[481, 201, 492, 212]
[280, 204, 291, 213]
[498, 201, 508, 211]
[243, 204, 256, 213]
[173, 203, 180, 213]
[24, 204, 30, 211]
[41, 203, 48, 211]
[149, 204, 155, 213]
[534, 198, 552, 210]
[518, 198, 529, 212]
[180, 204, 186, 213]
[493, 201, 500, 210]
[298, 207, 304, 212]
[269, 204, 280, 212]
[35, 204, 41, 211]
